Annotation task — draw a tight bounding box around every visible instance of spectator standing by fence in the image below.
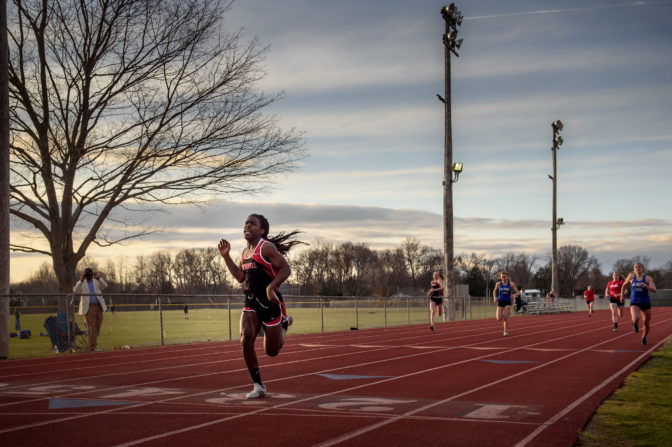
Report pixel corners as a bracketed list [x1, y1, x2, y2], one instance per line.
[493, 272, 520, 337]
[73, 268, 108, 352]
[218, 214, 305, 399]
[621, 263, 656, 345]
[605, 272, 625, 332]
[14, 309, 20, 331]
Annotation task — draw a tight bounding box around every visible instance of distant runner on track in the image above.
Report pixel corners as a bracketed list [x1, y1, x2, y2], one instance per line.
[493, 272, 520, 337]
[605, 272, 625, 332]
[218, 214, 305, 399]
[426, 271, 444, 331]
[583, 284, 595, 318]
[621, 262, 656, 345]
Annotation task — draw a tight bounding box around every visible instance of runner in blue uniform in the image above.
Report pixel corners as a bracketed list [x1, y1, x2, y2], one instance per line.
[621, 263, 657, 345]
[492, 272, 520, 337]
[218, 214, 305, 399]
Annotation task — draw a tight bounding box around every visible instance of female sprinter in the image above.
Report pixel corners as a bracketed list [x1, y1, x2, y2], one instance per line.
[583, 284, 595, 317]
[621, 263, 656, 345]
[493, 272, 520, 337]
[605, 272, 625, 332]
[218, 214, 305, 399]
[426, 271, 444, 331]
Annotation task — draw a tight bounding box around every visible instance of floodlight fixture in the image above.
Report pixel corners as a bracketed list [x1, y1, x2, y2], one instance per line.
[554, 136, 564, 146]
[450, 162, 463, 182]
[557, 217, 564, 225]
[552, 120, 563, 131]
[441, 3, 463, 28]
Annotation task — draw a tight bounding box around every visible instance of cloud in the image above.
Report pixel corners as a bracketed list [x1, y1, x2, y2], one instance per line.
[11, 201, 671, 282]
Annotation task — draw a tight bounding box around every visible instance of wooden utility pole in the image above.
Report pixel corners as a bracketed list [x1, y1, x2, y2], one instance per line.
[1, 0, 10, 359]
[440, 4, 463, 314]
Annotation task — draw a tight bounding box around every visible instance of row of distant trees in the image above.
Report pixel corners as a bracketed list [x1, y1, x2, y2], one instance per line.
[11, 239, 672, 298]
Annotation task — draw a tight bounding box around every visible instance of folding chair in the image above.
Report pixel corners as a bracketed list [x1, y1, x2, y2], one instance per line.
[44, 316, 70, 353]
[59, 312, 88, 351]
[43, 313, 88, 353]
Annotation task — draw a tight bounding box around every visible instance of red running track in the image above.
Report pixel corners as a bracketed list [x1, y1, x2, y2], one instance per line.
[1, 308, 671, 447]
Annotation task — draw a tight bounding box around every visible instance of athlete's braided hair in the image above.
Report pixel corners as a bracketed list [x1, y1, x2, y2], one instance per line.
[250, 214, 307, 255]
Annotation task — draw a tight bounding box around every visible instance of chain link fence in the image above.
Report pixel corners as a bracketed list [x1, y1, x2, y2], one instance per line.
[3, 293, 619, 359]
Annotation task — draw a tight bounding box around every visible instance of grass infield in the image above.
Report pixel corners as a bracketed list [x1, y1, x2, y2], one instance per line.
[578, 337, 672, 446]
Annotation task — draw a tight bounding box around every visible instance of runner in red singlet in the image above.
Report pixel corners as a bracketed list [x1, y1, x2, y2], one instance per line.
[218, 214, 305, 399]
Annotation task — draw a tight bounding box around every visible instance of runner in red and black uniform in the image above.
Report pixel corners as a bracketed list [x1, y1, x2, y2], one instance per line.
[605, 272, 625, 332]
[426, 271, 444, 331]
[583, 284, 595, 317]
[218, 214, 305, 399]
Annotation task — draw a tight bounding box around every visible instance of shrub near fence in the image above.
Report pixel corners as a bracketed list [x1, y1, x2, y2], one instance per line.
[3, 293, 620, 359]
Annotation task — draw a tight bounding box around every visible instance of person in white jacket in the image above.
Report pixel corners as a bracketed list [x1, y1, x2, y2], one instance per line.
[73, 267, 108, 352]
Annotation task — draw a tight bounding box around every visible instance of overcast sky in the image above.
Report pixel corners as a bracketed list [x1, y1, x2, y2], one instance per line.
[10, 0, 672, 282]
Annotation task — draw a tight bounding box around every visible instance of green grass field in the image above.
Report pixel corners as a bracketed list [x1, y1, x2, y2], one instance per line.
[8, 303, 437, 359]
[578, 337, 672, 446]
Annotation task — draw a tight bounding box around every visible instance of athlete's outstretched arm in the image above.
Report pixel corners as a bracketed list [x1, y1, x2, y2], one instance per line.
[620, 274, 633, 300]
[218, 239, 245, 283]
[645, 276, 657, 293]
[510, 282, 520, 297]
[262, 242, 291, 304]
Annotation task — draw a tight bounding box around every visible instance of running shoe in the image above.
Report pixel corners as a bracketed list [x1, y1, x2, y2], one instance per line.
[246, 383, 266, 399]
[503, 331, 509, 337]
[641, 337, 647, 345]
[633, 323, 639, 333]
[612, 327, 618, 332]
[430, 325, 434, 331]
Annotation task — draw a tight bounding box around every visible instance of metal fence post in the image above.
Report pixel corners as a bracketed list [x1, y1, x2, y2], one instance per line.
[66, 294, 72, 350]
[227, 296, 232, 340]
[320, 296, 324, 332]
[407, 296, 410, 325]
[384, 297, 387, 327]
[159, 297, 164, 346]
[355, 296, 359, 329]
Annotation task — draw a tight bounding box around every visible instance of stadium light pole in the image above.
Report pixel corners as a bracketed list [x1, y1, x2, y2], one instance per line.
[550, 120, 564, 298]
[439, 4, 463, 313]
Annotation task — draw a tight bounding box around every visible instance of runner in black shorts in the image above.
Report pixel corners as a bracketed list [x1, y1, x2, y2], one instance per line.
[605, 272, 625, 332]
[218, 214, 305, 399]
[426, 271, 444, 331]
[493, 272, 520, 337]
[621, 263, 657, 345]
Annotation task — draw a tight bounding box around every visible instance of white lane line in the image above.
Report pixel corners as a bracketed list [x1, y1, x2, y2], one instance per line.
[513, 333, 672, 447]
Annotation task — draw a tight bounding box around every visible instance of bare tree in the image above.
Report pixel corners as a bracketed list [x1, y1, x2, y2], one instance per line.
[401, 238, 428, 292]
[173, 247, 228, 293]
[7, 0, 305, 291]
[139, 251, 173, 293]
[376, 247, 406, 296]
[557, 245, 599, 297]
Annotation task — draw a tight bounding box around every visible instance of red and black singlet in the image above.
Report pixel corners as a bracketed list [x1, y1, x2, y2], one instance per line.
[241, 238, 277, 302]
